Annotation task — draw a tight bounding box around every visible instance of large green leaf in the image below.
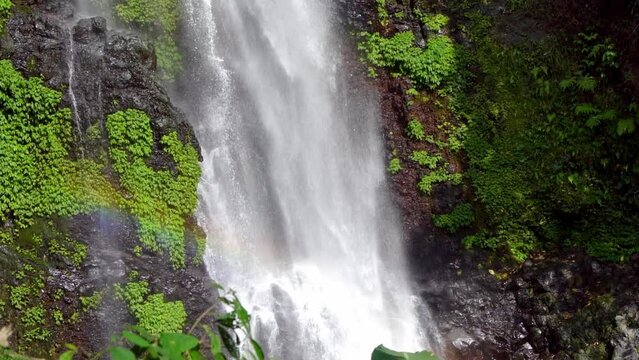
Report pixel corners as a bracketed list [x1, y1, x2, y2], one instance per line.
[371, 345, 439, 360]
[122, 331, 151, 348]
[159, 333, 199, 353]
[109, 347, 136, 360]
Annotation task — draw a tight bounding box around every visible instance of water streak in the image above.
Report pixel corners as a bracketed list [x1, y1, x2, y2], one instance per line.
[66, 31, 84, 146]
[179, 1, 437, 358]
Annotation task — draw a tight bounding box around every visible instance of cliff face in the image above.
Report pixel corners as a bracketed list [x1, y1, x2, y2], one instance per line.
[0, 0, 214, 356]
[339, 0, 639, 359]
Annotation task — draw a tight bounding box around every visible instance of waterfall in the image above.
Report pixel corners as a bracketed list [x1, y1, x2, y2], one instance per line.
[179, 1, 436, 358]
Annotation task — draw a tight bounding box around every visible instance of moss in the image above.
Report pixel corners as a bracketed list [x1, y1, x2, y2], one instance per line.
[115, 281, 186, 335]
[106, 109, 201, 267]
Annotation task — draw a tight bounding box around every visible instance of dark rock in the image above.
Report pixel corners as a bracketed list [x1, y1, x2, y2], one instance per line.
[0, 0, 211, 354]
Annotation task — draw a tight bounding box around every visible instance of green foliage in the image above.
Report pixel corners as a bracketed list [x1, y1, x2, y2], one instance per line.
[21, 306, 45, 327]
[388, 158, 402, 174]
[0, 0, 11, 32]
[116, 281, 186, 336]
[406, 119, 426, 140]
[0, 60, 75, 226]
[64, 284, 265, 360]
[114, 0, 182, 80]
[455, 18, 639, 262]
[417, 12, 449, 32]
[410, 151, 442, 169]
[359, 31, 457, 89]
[106, 109, 201, 267]
[80, 291, 103, 312]
[0, 60, 122, 227]
[135, 294, 186, 335]
[375, 0, 389, 27]
[433, 203, 474, 233]
[52, 310, 63, 326]
[418, 169, 462, 195]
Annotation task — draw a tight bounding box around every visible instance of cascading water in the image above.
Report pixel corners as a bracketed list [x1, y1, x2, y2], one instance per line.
[179, 1, 437, 358]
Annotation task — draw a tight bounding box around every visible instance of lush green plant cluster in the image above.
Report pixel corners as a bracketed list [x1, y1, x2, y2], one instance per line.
[410, 150, 442, 169]
[418, 169, 462, 195]
[0, 60, 78, 226]
[0, 0, 11, 32]
[0, 61, 202, 354]
[359, 31, 457, 89]
[416, 12, 449, 32]
[114, 0, 182, 80]
[454, 8, 639, 262]
[0, 60, 123, 227]
[106, 109, 201, 267]
[433, 203, 474, 233]
[115, 281, 187, 335]
[80, 291, 103, 312]
[69, 285, 265, 360]
[388, 158, 402, 175]
[406, 119, 426, 140]
[375, 0, 389, 27]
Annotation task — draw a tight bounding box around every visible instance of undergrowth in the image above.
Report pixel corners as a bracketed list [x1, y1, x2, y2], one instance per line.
[113, 0, 182, 80]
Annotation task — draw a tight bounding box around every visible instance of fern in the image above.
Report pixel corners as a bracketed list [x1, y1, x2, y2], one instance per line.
[406, 119, 427, 141]
[574, 103, 599, 115]
[576, 75, 597, 92]
[616, 118, 636, 136]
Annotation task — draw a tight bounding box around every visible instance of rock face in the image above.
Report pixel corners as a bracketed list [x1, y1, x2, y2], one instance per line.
[0, 0, 212, 354]
[335, 2, 639, 359]
[3, 0, 199, 159]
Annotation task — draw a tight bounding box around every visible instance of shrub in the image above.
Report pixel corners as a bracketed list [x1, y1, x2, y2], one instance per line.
[418, 12, 449, 32]
[116, 281, 186, 335]
[410, 150, 442, 169]
[359, 31, 457, 89]
[0, 0, 12, 32]
[417, 169, 462, 194]
[375, 0, 389, 27]
[388, 158, 402, 174]
[433, 203, 474, 233]
[406, 119, 427, 140]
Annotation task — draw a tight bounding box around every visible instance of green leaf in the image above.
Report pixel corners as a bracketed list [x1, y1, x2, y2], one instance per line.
[189, 350, 206, 360]
[575, 103, 598, 115]
[123, 331, 151, 348]
[59, 350, 75, 360]
[250, 339, 265, 360]
[208, 332, 226, 360]
[616, 118, 636, 136]
[109, 347, 136, 360]
[233, 297, 251, 329]
[159, 333, 199, 353]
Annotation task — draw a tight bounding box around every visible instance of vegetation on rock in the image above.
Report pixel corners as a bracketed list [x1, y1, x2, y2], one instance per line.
[358, 31, 457, 89]
[0, 58, 201, 355]
[113, 0, 182, 80]
[0, 0, 11, 33]
[106, 109, 201, 267]
[365, 0, 639, 264]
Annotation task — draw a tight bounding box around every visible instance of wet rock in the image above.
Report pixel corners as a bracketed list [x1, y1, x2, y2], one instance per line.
[612, 306, 639, 360]
[0, 0, 210, 354]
